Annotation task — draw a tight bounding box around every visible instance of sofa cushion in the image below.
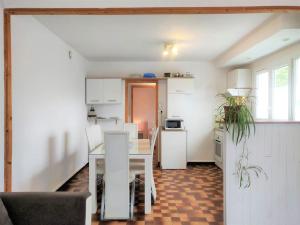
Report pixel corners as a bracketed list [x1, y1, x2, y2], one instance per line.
[0, 192, 90, 225]
[0, 198, 13, 225]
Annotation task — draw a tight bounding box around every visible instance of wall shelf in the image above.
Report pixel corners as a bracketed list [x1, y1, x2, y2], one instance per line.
[87, 117, 121, 124]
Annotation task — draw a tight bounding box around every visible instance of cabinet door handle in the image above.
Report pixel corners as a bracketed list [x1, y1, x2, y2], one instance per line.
[90, 99, 99, 103]
[176, 90, 184, 93]
[172, 115, 180, 118]
[108, 99, 116, 102]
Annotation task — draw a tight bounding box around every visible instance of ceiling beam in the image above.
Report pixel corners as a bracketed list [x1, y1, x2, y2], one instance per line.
[5, 6, 300, 15]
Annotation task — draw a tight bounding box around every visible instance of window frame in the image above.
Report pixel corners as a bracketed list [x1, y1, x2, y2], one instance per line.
[254, 61, 294, 121]
[254, 69, 271, 120]
[271, 64, 291, 120]
[292, 56, 300, 120]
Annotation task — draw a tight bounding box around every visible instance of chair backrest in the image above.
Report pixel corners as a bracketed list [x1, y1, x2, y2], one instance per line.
[104, 131, 130, 219]
[150, 127, 159, 156]
[124, 123, 138, 140]
[85, 125, 103, 151]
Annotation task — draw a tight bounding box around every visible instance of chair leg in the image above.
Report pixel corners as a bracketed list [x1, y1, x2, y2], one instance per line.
[151, 173, 157, 203]
[130, 181, 136, 220]
[134, 173, 157, 203]
[100, 181, 105, 221]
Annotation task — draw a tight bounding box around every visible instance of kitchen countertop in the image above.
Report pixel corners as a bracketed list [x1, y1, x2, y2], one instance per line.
[162, 127, 186, 131]
[254, 120, 300, 124]
[216, 120, 300, 124]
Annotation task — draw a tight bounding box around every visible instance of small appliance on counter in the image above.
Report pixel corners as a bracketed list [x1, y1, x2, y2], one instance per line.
[164, 72, 171, 78]
[87, 105, 97, 118]
[165, 118, 184, 130]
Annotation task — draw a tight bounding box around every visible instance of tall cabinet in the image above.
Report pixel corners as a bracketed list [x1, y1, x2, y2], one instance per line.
[167, 78, 194, 119]
[161, 78, 194, 169]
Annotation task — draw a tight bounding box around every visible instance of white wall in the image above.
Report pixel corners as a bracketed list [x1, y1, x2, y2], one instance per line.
[11, 15, 88, 191]
[0, 3, 4, 192]
[225, 123, 300, 225]
[87, 61, 226, 162]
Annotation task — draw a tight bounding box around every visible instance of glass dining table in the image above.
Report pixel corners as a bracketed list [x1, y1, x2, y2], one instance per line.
[88, 139, 152, 214]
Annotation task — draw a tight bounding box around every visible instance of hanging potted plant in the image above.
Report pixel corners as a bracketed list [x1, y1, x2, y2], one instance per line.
[216, 93, 267, 188]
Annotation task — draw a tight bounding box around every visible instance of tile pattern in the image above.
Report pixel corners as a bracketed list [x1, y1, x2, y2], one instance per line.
[59, 164, 223, 225]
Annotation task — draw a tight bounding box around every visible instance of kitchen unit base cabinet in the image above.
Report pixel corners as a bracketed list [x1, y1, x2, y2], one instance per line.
[161, 130, 187, 169]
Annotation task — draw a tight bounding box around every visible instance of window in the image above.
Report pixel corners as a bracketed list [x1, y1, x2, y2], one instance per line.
[255, 65, 290, 120]
[255, 71, 269, 119]
[294, 58, 300, 120]
[254, 57, 300, 121]
[272, 66, 289, 120]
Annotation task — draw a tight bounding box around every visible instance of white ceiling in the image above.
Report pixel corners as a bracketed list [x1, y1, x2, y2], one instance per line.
[35, 14, 273, 61]
[216, 12, 300, 67]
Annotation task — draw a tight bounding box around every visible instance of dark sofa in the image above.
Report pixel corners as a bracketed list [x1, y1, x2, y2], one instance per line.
[0, 192, 91, 225]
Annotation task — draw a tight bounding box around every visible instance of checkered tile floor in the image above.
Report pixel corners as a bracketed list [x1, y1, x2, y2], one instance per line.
[59, 164, 223, 225]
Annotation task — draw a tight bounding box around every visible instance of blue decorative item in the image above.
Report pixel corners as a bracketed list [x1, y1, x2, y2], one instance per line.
[143, 73, 156, 78]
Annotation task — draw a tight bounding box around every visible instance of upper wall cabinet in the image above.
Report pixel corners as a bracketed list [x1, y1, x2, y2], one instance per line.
[86, 79, 103, 104]
[102, 79, 122, 104]
[227, 69, 252, 89]
[167, 78, 194, 94]
[86, 78, 122, 104]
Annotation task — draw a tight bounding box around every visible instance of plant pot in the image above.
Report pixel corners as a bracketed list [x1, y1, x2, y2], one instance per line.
[224, 106, 241, 122]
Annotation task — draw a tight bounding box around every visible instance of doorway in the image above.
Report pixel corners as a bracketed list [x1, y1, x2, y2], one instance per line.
[131, 83, 157, 138]
[125, 79, 158, 139]
[125, 79, 159, 167]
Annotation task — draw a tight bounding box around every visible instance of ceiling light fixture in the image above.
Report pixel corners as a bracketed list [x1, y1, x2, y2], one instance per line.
[172, 46, 178, 55]
[163, 49, 169, 56]
[163, 42, 178, 56]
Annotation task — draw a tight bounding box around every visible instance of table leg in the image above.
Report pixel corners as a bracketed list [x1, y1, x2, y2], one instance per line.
[89, 156, 97, 214]
[144, 156, 152, 214]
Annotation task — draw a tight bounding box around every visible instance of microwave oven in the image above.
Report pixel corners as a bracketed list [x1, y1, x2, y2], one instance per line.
[165, 118, 184, 130]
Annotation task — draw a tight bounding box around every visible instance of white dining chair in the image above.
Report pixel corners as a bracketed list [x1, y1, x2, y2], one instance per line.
[100, 131, 136, 220]
[85, 125, 104, 176]
[124, 123, 138, 140]
[130, 127, 159, 202]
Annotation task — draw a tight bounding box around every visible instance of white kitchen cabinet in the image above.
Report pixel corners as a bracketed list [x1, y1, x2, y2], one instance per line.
[227, 69, 252, 89]
[103, 79, 122, 104]
[86, 78, 122, 104]
[167, 93, 186, 119]
[86, 79, 103, 104]
[161, 130, 187, 169]
[167, 78, 194, 94]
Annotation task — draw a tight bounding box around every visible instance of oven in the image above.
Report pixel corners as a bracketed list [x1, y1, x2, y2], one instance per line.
[214, 130, 223, 169]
